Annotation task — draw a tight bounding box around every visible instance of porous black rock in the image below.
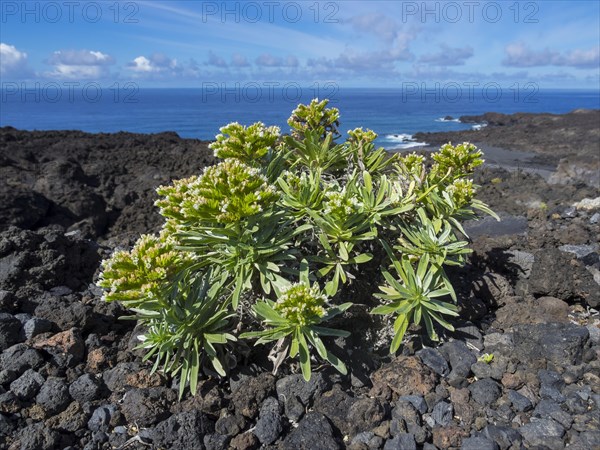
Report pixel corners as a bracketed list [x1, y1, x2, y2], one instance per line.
[282, 412, 340, 450]
[469, 378, 502, 406]
[0, 313, 21, 350]
[69, 373, 107, 403]
[253, 396, 283, 445]
[10, 368, 44, 400]
[36, 377, 71, 415]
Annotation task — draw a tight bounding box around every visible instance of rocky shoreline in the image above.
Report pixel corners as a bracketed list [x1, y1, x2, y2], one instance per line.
[413, 109, 600, 187]
[0, 112, 599, 450]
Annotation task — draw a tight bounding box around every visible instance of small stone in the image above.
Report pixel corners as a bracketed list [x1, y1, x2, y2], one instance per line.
[0, 313, 21, 350]
[36, 377, 71, 415]
[398, 395, 428, 415]
[10, 368, 44, 400]
[508, 389, 533, 412]
[32, 328, 85, 366]
[590, 212, 600, 224]
[88, 405, 117, 432]
[417, 348, 449, 376]
[23, 317, 53, 340]
[432, 401, 453, 426]
[461, 436, 499, 450]
[384, 433, 417, 450]
[282, 412, 340, 450]
[253, 397, 282, 445]
[439, 340, 477, 380]
[482, 425, 522, 450]
[469, 378, 502, 406]
[562, 206, 577, 218]
[533, 399, 573, 429]
[351, 432, 384, 448]
[69, 373, 106, 403]
[519, 418, 565, 448]
[215, 413, 246, 437]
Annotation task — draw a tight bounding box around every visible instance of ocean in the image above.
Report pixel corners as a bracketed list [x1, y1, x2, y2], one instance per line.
[1, 86, 599, 149]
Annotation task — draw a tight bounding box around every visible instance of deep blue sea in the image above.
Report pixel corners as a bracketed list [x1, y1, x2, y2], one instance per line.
[1, 87, 599, 149]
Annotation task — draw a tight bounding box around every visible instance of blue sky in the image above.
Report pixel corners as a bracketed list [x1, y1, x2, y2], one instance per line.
[1, 0, 599, 88]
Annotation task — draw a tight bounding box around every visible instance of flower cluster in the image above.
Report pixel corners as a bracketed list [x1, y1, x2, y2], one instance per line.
[210, 122, 280, 163]
[447, 178, 475, 207]
[347, 127, 377, 145]
[288, 98, 340, 138]
[322, 184, 362, 219]
[433, 142, 484, 176]
[156, 159, 279, 224]
[274, 283, 327, 326]
[98, 232, 189, 305]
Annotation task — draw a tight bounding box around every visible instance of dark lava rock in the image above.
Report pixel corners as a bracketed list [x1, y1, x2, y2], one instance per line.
[0, 344, 44, 375]
[314, 384, 357, 436]
[512, 322, 589, 367]
[69, 373, 107, 403]
[432, 401, 453, 426]
[36, 377, 71, 415]
[519, 418, 565, 449]
[9, 368, 44, 400]
[14, 421, 61, 450]
[253, 396, 282, 445]
[23, 317, 53, 340]
[539, 369, 566, 402]
[0, 313, 21, 350]
[469, 378, 502, 405]
[88, 404, 118, 432]
[346, 397, 387, 437]
[397, 395, 428, 415]
[33, 294, 94, 332]
[32, 327, 85, 367]
[482, 425, 523, 450]
[508, 389, 533, 412]
[276, 372, 331, 405]
[231, 372, 275, 419]
[350, 431, 384, 449]
[439, 340, 477, 385]
[282, 412, 340, 450]
[384, 433, 417, 450]
[533, 399, 573, 429]
[529, 248, 598, 306]
[153, 410, 214, 450]
[0, 226, 100, 297]
[204, 432, 231, 450]
[102, 362, 141, 393]
[461, 436, 499, 450]
[416, 347, 449, 376]
[120, 387, 177, 427]
[215, 413, 246, 437]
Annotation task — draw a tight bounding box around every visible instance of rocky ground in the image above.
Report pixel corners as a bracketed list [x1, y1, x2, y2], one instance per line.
[0, 119, 599, 450]
[413, 109, 600, 187]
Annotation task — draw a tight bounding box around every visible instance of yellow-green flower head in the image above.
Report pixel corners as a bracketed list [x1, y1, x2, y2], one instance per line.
[323, 184, 362, 219]
[447, 178, 475, 207]
[155, 159, 279, 224]
[274, 283, 327, 326]
[433, 142, 484, 175]
[401, 152, 425, 173]
[288, 99, 340, 136]
[347, 127, 378, 145]
[98, 232, 189, 305]
[210, 122, 280, 163]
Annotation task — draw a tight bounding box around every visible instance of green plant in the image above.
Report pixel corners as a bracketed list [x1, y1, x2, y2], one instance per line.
[98, 99, 498, 397]
[240, 262, 351, 380]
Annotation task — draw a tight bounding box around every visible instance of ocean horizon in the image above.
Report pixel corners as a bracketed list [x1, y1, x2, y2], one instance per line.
[1, 87, 599, 150]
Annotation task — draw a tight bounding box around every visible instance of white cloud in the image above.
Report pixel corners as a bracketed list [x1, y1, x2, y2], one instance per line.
[231, 53, 250, 67]
[207, 51, 227, 68]
[503, 43, 600, 69]
[46, 49, 114, 66]
[419, 45, 474, 66]
[128, 53, 178, 73]
[0, 43, 30, 77]
[44, 49, 115, 79]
